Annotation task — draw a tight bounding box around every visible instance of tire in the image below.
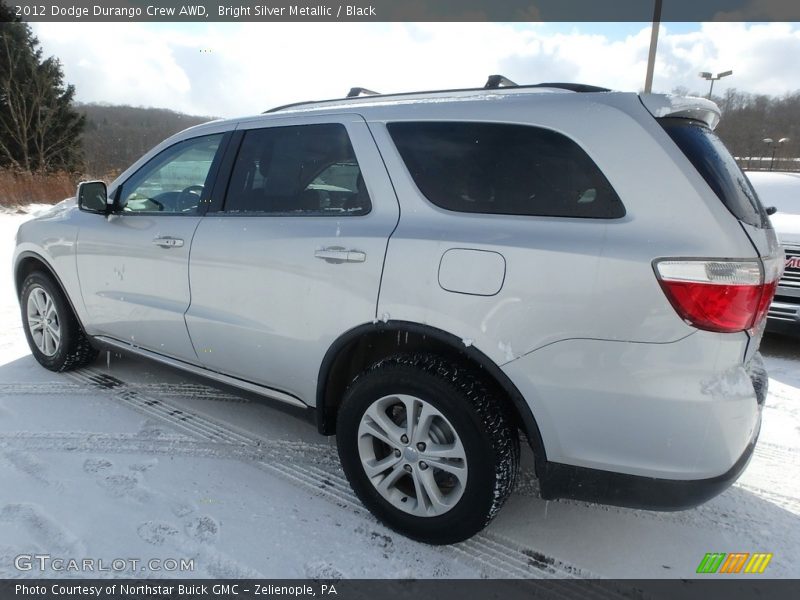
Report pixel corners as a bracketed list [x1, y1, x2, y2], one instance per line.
[336, 353, 519, 544]
[20, 271, 98, 372]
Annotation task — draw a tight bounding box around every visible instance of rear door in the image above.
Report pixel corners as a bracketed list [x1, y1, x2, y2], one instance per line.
[185, 114, 399, 402]
[76, 133, 227, 362]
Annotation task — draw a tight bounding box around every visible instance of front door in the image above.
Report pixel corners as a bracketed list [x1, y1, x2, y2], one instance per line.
[76, 133, 225, 362]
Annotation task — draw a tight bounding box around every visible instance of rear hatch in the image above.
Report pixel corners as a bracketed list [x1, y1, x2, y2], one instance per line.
[641, 94, 783, 355]
[640, 94, 779, 257]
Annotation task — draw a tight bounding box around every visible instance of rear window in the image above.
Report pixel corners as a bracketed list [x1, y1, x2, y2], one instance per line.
[387, 122, 625, 219]
[659, 118, 769, 228]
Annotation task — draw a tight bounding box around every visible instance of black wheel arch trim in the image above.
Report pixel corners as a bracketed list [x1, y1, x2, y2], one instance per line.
[316, 320, 548, 463]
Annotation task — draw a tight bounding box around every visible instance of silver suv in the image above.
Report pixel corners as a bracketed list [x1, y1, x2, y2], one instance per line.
[13, 81, 782, 544]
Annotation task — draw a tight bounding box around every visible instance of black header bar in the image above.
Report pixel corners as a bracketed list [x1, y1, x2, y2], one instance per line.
[3, 579, 800, 600]
[3, 0, 800, 23]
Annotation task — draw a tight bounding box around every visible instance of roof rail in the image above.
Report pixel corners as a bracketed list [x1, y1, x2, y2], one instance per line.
[264, 77, 611, 113]
[532, 82, 611, 93]
[484, 74, 518, 89]
[346, 87, 380, 98]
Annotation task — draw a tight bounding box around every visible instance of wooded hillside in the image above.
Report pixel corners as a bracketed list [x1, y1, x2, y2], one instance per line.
[78, 104, 214, 176]
[714, 89, 799, 169]
[76, 89, 799, 176]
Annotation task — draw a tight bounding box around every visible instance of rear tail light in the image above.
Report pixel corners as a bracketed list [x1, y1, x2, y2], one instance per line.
[654, 257, 782, 334]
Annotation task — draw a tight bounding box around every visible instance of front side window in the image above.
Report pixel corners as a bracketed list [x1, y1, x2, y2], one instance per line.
[388, 122, 625, 219]
[119, 134, 223, 214]
[224, 123, 370, 215]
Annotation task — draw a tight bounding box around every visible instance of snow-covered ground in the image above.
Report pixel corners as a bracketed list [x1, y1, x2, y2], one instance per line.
[1, 205, 799, 579]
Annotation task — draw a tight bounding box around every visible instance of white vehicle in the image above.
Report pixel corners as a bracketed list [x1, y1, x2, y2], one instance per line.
[746, 171, 800, 335]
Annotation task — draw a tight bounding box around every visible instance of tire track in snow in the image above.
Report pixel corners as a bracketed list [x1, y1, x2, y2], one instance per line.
[1, 446, 66, 492]
[0, 380, 245, 402]
[0, 503, 85, 558]
[753, 441, 799, 463]
[735, 483, 800, 514]
[11, 368, 795, 583]
[61, 367, 607, 584]
[65, 369, 255, 445]
[0, 382, 86, 395]
[62, 371, 366, 514]
[136, 383, 248, 403]
[0, 431, 274, 462]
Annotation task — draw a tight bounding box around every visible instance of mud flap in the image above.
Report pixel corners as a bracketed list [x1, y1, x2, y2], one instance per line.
[745, 350, 768, 406]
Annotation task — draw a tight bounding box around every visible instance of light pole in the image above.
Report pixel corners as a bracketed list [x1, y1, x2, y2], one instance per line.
[644, 0, 663, 93]
[763, 137, 791, 171]
[699, 70, 733, 99]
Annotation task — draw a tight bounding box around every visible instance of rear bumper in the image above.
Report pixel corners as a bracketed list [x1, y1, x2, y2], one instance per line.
[504, 332, 761, 481]
[537, 420, 759, 510]
[529, 346, 767, 511]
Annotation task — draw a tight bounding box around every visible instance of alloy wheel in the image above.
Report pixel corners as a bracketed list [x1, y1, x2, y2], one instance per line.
[357, 394, 468, 517]
[26, 286, 61, 356]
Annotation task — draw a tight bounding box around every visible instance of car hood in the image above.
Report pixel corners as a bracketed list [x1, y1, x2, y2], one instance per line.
[30, 197, 78, 220]
[770, 212, 800, 247]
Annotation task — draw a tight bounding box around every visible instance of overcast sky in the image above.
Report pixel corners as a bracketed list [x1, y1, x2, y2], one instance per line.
[30, 21, 800, 118]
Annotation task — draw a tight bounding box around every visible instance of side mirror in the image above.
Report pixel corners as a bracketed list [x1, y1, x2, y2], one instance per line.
[77, 180, 109, 214]
[766, 206, 778, 216]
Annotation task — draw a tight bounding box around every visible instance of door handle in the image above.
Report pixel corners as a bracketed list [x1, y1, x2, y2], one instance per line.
[314, 247, 366, 263]
[153, 236, 184, 248]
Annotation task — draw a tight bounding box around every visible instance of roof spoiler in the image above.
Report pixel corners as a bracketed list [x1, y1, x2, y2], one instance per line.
[639, 94, 721, 130]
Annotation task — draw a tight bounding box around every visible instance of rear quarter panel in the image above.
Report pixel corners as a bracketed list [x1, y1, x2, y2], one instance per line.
[369, 93, 759, 367]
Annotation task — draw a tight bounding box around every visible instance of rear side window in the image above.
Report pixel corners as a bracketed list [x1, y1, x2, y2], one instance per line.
[387, 122, 625, 219]
[659, 118, 769, 228]
[224, 123, 370, 216]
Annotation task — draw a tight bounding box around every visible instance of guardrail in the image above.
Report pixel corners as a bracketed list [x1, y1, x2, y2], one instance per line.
[736, 157, 800, 172]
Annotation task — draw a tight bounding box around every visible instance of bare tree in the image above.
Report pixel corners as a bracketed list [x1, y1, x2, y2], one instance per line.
[672, 86, 799, 169]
